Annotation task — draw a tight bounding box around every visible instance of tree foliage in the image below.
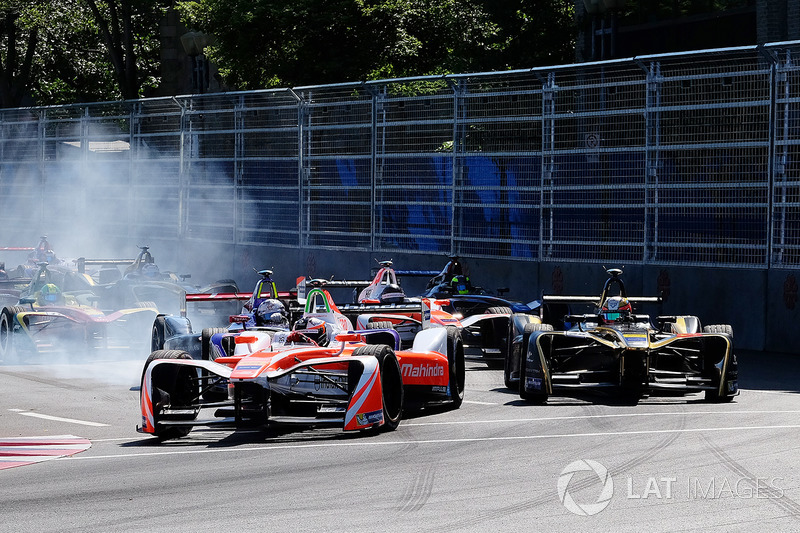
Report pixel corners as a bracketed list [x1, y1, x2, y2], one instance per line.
[0, 0, 168, 108]
[176, 0, 575, 90]
[2, 0, 576, 107]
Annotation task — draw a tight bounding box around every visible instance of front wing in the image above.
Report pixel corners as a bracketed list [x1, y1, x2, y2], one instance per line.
[521, 330, 738, 399]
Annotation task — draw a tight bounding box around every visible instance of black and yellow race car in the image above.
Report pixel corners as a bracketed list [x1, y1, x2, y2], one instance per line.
[505, 268, 738, 404]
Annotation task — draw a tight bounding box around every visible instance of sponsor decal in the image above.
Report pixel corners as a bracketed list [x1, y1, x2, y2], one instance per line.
[401, 363, 445, 378]
[235, 365, 264, 371]
[431, 385, 447, 393]
[356, 409, 383, 426]
[527, 377, 542, 390]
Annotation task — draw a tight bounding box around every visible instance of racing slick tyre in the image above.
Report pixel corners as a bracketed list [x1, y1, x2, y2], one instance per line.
[200, 327, 231, 402]
[352, 345, 403, 431]
[366, 321, 394, 330]
[151, 315, 167, 352]
[518, 323, 553, 404]
[702, 324, 735, 403]
[703, 324, 733, 338]
[486, 306, 512, 315]
[0, 306, 26, 364]
[141, 350, 199, 440]
[446, 326, 466, 408]
[0, 307, 16, 364]
[201, 327, 230, 361]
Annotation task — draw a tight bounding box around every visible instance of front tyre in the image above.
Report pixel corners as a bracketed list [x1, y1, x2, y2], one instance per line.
[446, 326, 465, 408]
[352, 345, 403, 431]
[519, 323, 551, 404]
[141, 350, 199, 440]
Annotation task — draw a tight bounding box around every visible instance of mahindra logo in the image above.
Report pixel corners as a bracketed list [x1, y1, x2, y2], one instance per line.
[401, 363, 444, 378]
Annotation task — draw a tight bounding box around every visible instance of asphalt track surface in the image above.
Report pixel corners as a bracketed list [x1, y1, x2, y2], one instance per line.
[1, 351, 799, 532]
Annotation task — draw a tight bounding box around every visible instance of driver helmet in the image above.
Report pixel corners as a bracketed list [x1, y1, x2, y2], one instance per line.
[294, 317, 329, 347]
[601, 296, 632, 322]
[141, 263, 160, 278]
[256, 299, 288, 327]
[450, 275, 471, 295]
[39, 283, 62, 305]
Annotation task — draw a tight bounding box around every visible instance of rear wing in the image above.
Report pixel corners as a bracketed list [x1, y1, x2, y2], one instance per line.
[0, 247, 34, 251]
[541, 295, 662, 305]
[75, 257, 136, 274]
[185, 292, 254, 303]
[296, 278, 371, 304]
[375, 269, 439, 277]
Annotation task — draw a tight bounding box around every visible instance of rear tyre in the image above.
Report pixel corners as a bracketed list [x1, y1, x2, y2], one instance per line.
[352, 345, 403, 431]
[446, 326, 465, 408]
[151, 315, 167, 352]
[366, 320, 394, 330]
[201, 327, 229, 361]
[486, 306, 512, 315]
[703, 324, 733, 337]
[141, 350, 198, 440]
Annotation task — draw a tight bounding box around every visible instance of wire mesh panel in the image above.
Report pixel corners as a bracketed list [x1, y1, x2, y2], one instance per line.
[237, 91, 303, 247]
[130, 99, 183, 243]
[370, 80, 457, 254]
[536, 61, 648, 263]
[296, 85, 374, 249]
[452, 72, 543, 260]
[646, 48, 771, 267]
[772, 45, 800, 267]
[0, 108, 43, 239]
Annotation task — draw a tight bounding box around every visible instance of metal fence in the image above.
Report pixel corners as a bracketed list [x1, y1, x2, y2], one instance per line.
[2, 42, 800, 269]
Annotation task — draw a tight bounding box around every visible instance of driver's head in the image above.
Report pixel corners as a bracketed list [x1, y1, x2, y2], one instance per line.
[601, 296, 632, 322]
[256, 299, 287, 327]
[450, 275, 471, 295]
[38, 283, 62, 305]
[294, 317, 328, 346]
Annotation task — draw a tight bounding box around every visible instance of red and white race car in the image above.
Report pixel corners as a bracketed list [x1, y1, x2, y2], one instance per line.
[138, 285, 465, 440]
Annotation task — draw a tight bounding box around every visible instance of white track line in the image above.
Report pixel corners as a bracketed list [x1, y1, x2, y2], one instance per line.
[9, 410, 109, 427]
[405, 409, 800, 426]
[72, 423, 800, 462]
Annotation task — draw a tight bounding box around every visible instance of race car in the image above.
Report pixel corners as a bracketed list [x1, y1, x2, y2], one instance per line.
[137, 285, 465, 441]
[75, 246, 240, 318]
[505, 268, 738, 403]
[0, 282, 157, 363]
[295, 264, 463, 348]
[323, 258, 541, 368]
[150, 268, 294, 360]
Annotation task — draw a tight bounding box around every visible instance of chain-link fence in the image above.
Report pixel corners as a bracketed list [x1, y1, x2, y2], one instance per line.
[2, 42, 800, 269]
